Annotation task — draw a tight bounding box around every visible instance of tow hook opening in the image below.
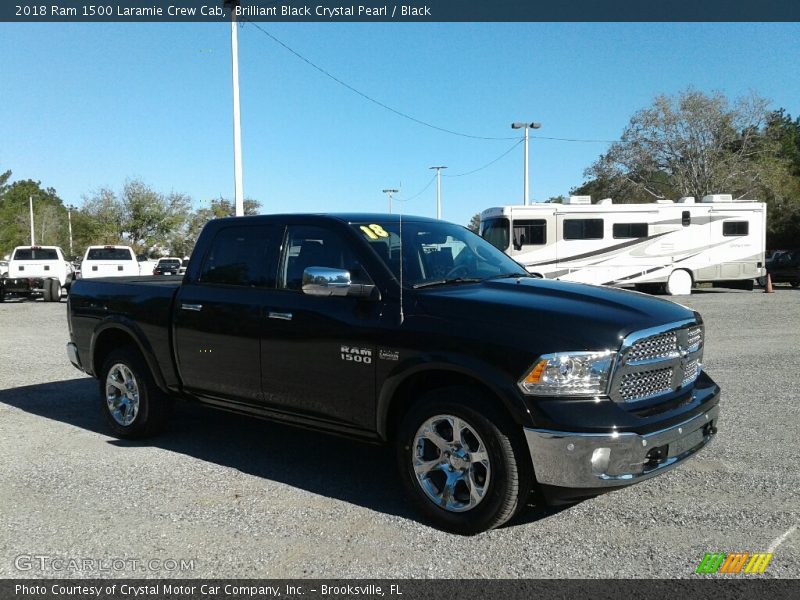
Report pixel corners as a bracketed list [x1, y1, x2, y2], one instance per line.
[645, 444, 669, 468]
[703, 422, 717, 437]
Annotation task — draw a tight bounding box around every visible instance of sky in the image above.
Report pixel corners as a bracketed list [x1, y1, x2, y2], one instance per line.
[1, 22, 799, 227]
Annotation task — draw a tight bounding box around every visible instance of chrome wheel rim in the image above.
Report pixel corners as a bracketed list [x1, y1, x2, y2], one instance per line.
[412, 414, 491, 512]
[105, 363, 140, 426]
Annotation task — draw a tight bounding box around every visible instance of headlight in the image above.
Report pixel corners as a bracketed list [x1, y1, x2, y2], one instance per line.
[518, 350, 616, 396]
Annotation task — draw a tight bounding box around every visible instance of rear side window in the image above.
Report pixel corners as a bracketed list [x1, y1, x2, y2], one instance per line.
[199, 225, 280, 287]
[512, 219, 546, 247]
[613, 223, 648, 239]
[86, 248, 133, 261]
[13, 248, 58, 260]
[563, 219, 604, 240]
[722, 221, 749, 236]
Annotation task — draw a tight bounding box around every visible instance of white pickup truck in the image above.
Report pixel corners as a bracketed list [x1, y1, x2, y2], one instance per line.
[0, 245, 72, 302]
[80, 245, 140, 279]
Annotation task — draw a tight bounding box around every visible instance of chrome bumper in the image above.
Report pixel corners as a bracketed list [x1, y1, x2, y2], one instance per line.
[66, 342, 84, 372]
[524, 404, 720, 488]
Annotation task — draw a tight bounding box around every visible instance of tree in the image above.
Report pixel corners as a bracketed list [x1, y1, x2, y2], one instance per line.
[120, 179, 191, 252]
[467, 213, 480, 232]
[584, 90, 773, 201]
[169, 197, 262, 258]
[0, 177, 68, 253]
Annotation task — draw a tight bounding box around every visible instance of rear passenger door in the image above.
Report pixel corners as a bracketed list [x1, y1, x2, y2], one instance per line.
[174, 224, 282, 405]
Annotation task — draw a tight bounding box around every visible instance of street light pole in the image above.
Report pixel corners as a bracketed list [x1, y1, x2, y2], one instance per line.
[429, 166, 447, 219]
[226, 1, 244, 216]
[511, 121, 541, 205]
[29, 195, 35, 245]
[382, 188, 399, 214]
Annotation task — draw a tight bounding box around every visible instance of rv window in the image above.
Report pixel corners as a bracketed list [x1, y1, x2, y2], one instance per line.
[722, 221, 749, 236]
[563, 219, 604, 240]
[682, 211, 691, 227]
[612, 223, 648, 239]
[479, 217, 510, 251]
[512, 219, 546, 248]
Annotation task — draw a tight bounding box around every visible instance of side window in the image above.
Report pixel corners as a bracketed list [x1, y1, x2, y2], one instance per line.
[199, 225, 279, 287]
[512, 219, 546, 248]
[280, 225, 372, 291]
[613, 223, 648, 239]
[682, 211, 691, 227]
[563, 219, 604, 240]
[722, 221, 749, 236]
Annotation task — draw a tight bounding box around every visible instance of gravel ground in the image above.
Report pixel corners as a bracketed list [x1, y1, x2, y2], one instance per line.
[0, 288, 798, 579]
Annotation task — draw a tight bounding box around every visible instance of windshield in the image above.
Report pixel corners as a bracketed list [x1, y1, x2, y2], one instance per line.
[479, 217, 510, 251]
[351, 220, 527, 287]
[13, 248, 59, 260]
[86, 248, 133, 261]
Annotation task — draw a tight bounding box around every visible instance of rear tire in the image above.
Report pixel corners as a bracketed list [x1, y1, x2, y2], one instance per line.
[42, 280, 52, 302]
[49, 278, 62, 302]
[99, 346, 171, 439]
[395, 386, 531, 534]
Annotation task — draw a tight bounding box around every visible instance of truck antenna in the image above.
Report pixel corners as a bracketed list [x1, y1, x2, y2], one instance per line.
[398, 208, 404, 325]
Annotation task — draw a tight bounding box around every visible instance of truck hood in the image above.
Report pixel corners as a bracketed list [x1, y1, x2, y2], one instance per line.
[414, 277, 697, 352]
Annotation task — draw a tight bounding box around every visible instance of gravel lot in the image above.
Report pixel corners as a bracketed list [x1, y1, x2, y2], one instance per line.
[0, 288, 798, 579]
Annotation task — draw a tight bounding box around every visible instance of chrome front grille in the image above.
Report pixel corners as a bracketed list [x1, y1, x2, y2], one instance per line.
[618, 367, 673, 402]
[627, 331, 678, 362]
[609, 320, 704, 403]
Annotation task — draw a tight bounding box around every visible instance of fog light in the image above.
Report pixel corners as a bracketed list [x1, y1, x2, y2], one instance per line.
[591, 447, 611, 475]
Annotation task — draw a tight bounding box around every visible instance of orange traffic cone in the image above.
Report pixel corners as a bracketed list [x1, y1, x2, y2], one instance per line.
[765, 273, 774, 293]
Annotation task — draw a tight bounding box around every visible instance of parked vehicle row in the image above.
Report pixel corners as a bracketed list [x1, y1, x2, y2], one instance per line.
[0, 241, 194, 301]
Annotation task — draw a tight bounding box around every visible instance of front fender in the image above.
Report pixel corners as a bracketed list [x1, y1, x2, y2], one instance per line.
[376, 352, 534, 440]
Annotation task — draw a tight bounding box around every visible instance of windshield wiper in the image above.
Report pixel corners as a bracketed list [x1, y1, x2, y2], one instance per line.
[486, 272, 531, 280]
[412, 277, 482, 289]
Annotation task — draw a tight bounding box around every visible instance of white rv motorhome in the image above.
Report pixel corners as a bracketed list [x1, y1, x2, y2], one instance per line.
[479, 194, 766, 295]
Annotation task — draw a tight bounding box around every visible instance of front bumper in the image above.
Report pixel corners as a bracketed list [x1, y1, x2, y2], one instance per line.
[524, 403, 719, 489]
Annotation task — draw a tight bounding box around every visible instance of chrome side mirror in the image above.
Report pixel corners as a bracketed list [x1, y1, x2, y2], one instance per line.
[302, 267, 351, 297]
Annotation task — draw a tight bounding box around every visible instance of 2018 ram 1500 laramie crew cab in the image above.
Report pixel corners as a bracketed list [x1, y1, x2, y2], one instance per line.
[66, 214, 720, 533]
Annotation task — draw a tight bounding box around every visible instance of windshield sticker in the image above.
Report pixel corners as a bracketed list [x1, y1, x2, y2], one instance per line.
[359, 224, 390, 240]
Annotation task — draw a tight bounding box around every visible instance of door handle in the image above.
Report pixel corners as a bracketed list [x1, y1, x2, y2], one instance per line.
[268, 311, 292, 321]
[181, 303, 203, 312]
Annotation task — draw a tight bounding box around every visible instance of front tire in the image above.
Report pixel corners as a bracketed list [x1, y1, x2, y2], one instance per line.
[99, 346, 170, 439]
[396, 387, 531, 534]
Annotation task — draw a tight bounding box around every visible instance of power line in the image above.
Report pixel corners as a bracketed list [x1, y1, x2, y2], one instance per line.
[445, 139, 524, 178]
[245, 21, 520, 141]
[394, 174, 437, 203]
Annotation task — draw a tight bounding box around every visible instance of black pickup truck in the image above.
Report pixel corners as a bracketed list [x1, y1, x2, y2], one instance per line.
[66, 214, 720, 534]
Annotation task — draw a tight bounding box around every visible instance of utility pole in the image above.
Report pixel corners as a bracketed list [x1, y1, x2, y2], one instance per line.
[29, 195, 35, 245]
[429, 166, 447, 219]
[382, 188, 399, 214]
[225, 0, 244, 216]
[67, 205, 76, 256]
[511, 121, 541, 205]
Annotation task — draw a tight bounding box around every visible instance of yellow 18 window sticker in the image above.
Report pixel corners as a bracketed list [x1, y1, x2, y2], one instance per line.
[359, 224, 390, 240]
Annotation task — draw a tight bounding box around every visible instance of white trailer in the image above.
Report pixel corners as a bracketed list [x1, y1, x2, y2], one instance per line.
[479, 194, 767, 295]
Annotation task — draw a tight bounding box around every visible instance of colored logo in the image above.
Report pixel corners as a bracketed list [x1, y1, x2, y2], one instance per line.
[696, 552, 773, 574]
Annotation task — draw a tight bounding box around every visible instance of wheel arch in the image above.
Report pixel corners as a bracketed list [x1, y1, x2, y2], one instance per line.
[377, 361, 532, 443]
[91, 320, 168, 392]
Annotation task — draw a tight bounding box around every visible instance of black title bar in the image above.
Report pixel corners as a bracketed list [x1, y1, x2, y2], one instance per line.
[3, 1, 800, 22]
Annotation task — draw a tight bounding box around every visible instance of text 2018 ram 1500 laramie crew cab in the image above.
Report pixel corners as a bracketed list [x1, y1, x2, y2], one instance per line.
[66, 214, 720, 534]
